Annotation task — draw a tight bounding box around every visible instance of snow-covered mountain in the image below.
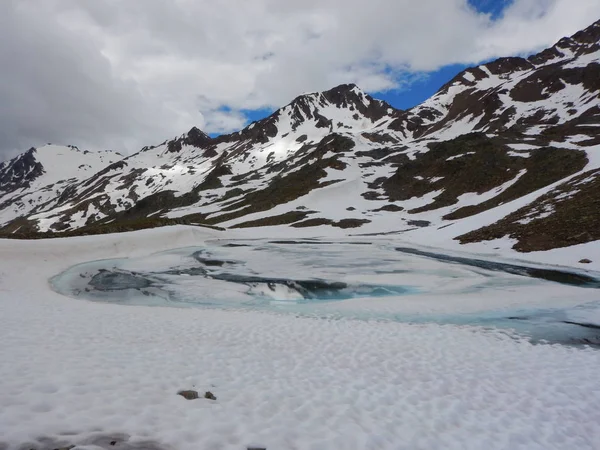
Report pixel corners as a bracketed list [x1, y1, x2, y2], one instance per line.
[1, 19, 599, 253]
[0, 145, 121, 230]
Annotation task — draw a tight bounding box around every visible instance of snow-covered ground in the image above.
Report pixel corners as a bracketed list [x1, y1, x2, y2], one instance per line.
[1, 226, 600, 450]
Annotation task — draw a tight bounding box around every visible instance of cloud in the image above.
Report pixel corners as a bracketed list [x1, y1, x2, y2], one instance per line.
[0, 0, 598, 159]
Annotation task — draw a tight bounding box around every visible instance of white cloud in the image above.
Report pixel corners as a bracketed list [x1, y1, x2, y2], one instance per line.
[0, 0, 598, 159]
[473, 0, 600, 61]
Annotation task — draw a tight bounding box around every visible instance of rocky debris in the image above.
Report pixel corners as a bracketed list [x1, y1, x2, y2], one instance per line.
[177, 389, 199, 400]
[177, 389, 217, 400]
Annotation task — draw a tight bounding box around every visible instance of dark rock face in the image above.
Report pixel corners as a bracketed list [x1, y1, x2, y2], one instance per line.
[166, 126, 213, 153]
[185, 126, 212, 147]
[485, 57, 534, 76]
[511, 63, 600, 103]
[235, 116, 279, 144]
[320, 83, 394, 122]
[0, 148, 44, 193]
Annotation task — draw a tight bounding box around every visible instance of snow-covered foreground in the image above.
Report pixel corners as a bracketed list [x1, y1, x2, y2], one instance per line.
[1, 226, 600, 450]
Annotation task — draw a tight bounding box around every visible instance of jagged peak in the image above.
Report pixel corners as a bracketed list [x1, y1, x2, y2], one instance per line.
[569, 18, 600, 46]
[0, 147, 37, 170]
[219, 83, 398, 146]
[320, 82, 363, 98]
[186, 126, 211, 141]
[22, 146, 37, 158]
[529, 19, 600, 66]
[288, 83, 377, 110]
[277, 83, 396, 130]
[431, 19, 600, 97]
[0, 147, 45, 192]
[553, 25, 600, 54]
[166, 126, 213, 153]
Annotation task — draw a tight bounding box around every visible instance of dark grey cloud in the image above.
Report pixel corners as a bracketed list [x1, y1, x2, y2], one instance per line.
[0, 0, 199, 160]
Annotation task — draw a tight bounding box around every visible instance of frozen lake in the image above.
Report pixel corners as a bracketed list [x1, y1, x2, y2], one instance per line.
[51, 238, 600, 347]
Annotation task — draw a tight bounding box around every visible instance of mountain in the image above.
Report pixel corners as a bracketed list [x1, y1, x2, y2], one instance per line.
[1, 20, 599, 254]
[0, 145, 121, 230]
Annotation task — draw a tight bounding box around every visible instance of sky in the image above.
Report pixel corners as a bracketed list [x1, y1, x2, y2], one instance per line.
[1, 0, 599, 160]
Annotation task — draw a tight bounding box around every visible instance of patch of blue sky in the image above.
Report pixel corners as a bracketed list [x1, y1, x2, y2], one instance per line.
[213, 0, 515, 133]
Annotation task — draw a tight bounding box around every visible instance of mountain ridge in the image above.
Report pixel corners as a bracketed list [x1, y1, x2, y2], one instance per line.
[1, 19, 599, 256]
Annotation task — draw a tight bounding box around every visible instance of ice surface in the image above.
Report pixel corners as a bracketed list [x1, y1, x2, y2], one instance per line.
[50, 238, 600, 347]
[2, 226, 600, 450]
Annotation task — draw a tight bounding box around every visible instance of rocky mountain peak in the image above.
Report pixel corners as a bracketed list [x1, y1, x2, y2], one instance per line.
[289, 83, 362, 106]
[167, 126, 213, 153]
[0, 147, 44, 194]
[319, 83, 364, 105]
[271, 83, 397, 134]
[293, 83, 393, 116]
[529, 20, 600, 66]
[183, 126, 212, 148]
[215, 83, 399, 147]
[568, 19, 600, 48]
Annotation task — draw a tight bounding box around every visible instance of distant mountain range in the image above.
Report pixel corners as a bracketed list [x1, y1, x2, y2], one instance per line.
[1, 19, 599, 253]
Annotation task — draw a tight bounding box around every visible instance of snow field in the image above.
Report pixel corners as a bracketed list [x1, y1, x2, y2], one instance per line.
[1, 227, 600, 449]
